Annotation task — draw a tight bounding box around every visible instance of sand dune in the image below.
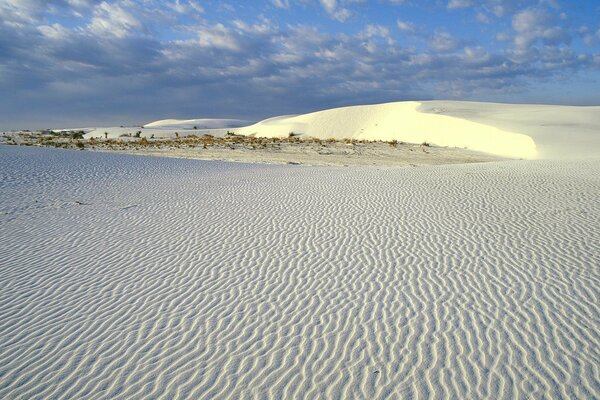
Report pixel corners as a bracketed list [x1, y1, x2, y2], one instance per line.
[1, 145, 598, 399]
[233, 101, 600, 159]
[235, 102, 539, 159]
[83, 101, 599, 160]
[419, 101, 600, 159]
[143, 118, 249, 130]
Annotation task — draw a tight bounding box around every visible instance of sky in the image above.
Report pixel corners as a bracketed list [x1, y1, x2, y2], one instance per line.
[1, 0, 599, 129]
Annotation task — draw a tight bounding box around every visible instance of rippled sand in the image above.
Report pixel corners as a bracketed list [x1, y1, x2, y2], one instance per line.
[0, 146, 598, 399]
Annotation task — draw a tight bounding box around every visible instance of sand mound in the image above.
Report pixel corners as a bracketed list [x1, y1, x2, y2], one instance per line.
[143, 118, 248, 129]
[80, 101, 599, 160]
[236, 102, 538, 159]
[419, 101, 600, 159]
[234, 101, 600, 159]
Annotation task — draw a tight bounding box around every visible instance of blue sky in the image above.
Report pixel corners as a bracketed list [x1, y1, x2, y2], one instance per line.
[1, 0, 599, 129]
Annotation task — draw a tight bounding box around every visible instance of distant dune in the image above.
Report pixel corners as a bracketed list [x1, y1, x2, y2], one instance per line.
[143, 118, 249, 130]
[85, 101, 600, 160]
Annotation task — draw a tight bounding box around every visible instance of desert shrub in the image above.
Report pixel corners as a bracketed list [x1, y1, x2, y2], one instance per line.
[75, 141, 85, 149]
[389, 140, 398, 147]
[72, 131, 85, 139]
[422, 141, 430, 147]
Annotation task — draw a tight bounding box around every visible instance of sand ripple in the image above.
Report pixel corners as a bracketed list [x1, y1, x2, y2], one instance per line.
[0, 147, 598, 399]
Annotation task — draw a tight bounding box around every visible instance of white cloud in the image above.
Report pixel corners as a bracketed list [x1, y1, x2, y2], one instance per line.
[320, 0, 337, 13]
[170, 0, 204, 14]
[88, 1, 142, 39]
[318, 0, 351, 22]
[37, 23, 70, 40]
[512, 8, 570, 50]
[271, 0, 290, 9]
[462, 46, 491, 64]
[196, 23, 241, 51]
[397, 20, 415, 33]
[448, 0, 473, 10]
[430, 31, 461, 52]
[358, 24, 391, 39]
[233, 18, 273, 35]
[0, 0, 42, 26]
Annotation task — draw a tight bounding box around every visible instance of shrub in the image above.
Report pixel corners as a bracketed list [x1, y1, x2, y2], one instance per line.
[422, 141, 430, 147]
[71, 130, 85, 139]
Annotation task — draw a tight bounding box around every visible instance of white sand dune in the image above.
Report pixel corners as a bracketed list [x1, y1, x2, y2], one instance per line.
[81, 101, 599, 161]
[80, 119, 248, 140]
[0, 145, 599, 399]
[235, 102, 537, 159]
[234, 101, 600, 159]
[143, 118, 249, 129]
[419, 101, 600, 159]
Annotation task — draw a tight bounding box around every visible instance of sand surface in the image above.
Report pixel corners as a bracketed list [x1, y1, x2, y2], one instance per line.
[1, 145, 598, 399]
[89, 140, 505, 167]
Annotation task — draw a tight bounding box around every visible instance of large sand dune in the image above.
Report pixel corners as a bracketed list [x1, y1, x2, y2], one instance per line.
[84, 101, 599, 160]
[233, 101, 600, 159]
[1, 146, 598, 399]
[235, 102, 539, 159]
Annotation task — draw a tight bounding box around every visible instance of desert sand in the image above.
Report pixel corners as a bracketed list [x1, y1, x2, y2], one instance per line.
[0, 101, 599, 399]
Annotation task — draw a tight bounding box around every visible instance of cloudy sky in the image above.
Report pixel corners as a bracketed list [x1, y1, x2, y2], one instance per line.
[1, 0, 599, 129]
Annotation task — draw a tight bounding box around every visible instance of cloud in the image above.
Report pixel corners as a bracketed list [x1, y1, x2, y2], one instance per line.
[271, 0, 290, 9]
[397, 20, 415, 33]
[88, 1, 143, 38]
[512, 7, 570, 50]
[318, 0, 351, 21]
[358, 24, 391, 40]
[0, 0, 599, 130]
[170, 0, 204, 14]
[430, 31, 462, 52]
[447, 0, 473, 10]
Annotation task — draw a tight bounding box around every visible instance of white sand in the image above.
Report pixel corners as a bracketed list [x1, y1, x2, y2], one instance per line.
[94, 141, 506, 167]
[0, 143, 599, 399]
[143, 118, 249, 129]
[235, 102, 538, 159]
[1, 100, 599, 398]
[82, 101, 599, 161]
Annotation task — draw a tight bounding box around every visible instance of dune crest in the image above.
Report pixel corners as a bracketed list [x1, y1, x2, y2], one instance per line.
[143, 118, 249, 129]
[235, 102, 537, 159]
